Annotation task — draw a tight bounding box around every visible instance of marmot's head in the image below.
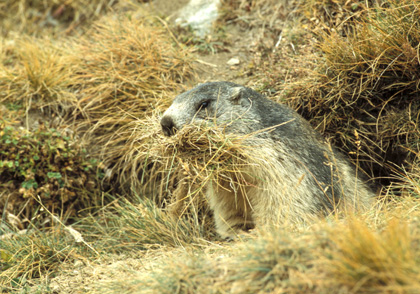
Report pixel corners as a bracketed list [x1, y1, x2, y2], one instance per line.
[160, 82, 257, 137]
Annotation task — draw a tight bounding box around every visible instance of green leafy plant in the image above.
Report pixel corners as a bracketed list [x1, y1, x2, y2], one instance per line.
[0, 120, 104, 223]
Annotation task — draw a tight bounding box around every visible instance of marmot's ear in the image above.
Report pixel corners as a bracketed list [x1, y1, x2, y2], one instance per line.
[230, 87, 251, 107]
[229, 87, 243, 101]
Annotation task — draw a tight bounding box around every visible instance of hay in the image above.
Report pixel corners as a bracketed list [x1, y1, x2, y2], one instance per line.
[121, 117, 254, 214]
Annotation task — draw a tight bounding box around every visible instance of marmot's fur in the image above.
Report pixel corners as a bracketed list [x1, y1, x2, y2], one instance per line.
[161, 82, 374, 238]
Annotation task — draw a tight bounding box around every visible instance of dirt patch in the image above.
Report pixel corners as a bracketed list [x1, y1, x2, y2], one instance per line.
[48, 246, 219, 293]
[151, 0, 282, 86]
[149, 0, 191, 20]
[49, 253, 146, 293]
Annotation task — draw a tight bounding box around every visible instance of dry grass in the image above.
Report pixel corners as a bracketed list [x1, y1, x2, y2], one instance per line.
[298, 0, 375, 36]
[147, 120, 253, 207]
[1, 13, 198, 199]
[74, 15, 196, 195]
[88, 194, 420, 294]
[0, 38, 78, 119]
[87, 229, 316, 294]
[302, 0, 420, 182]
[247, 0, 420, 187]
[79, 195, 213, 253]
[0, 0, 118, 37]
[129, 114, 290, 218]
[2, 165, 419, 293]
[323, 219, 420, 293]
[0, 223, 88, 291]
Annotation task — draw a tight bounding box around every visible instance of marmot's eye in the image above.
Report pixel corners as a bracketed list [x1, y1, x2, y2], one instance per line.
[198, 101, 210, 110]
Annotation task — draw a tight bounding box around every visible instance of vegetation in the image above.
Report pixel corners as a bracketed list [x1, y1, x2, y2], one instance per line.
[1, 0, 420, 293]
[0, 223, 88, 290]
[0, 0, 118, 37]
[0, 119, 104, 224]
[248, 0, 420, 187]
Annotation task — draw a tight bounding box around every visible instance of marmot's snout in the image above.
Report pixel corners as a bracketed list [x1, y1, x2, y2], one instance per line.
[160, 115, 177, 137]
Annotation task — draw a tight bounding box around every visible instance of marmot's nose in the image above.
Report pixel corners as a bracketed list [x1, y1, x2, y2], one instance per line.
[160, 115, 177, 137]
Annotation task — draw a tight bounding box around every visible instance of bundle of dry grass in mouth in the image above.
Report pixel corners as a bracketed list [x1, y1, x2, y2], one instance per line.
[135, 118, 257, 216]
[138, 113, 301, 219]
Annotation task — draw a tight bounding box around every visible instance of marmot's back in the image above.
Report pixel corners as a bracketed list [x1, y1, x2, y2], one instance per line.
[161, 81, 374, 238]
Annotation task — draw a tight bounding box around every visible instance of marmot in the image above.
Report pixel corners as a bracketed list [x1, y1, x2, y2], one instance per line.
[161, 81, 374, 238]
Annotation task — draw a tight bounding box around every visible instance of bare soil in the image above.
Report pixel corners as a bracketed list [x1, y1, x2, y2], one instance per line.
[150, 0, 264, 85]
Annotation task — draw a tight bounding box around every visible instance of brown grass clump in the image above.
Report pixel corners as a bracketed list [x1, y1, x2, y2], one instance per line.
[0, 12, 198, 224]
[157, 122, 253, 211]
[0, 0, 118, 36]
[298, 0, 376, 36]
[91, 201, 420, 294]
[252, 0, 420, 186]
[1, 14, 197, 197]
[0, 38, 79, 120]
[74, 16, 196, 194]
[92, 230, 316, 294]
[322, 219, 420, 293]
[80, 196, 212, 253]
[222, 231, 316, 293]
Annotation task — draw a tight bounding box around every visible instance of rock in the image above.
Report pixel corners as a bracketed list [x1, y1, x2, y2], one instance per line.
[227, 57, 240, 66]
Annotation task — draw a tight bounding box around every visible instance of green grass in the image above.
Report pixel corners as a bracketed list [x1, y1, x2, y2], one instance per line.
[0, 223, 88, 291]
[79, 195, 213, 253]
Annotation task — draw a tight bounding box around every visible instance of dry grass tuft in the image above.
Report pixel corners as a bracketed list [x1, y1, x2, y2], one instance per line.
[0, 38, 78, 119]
[79, 196, 212, 253]
[74, 16, 196, 194]
[322, 219, 420, 292]
[0, 0, 118, 36]
[1, 14, 198, 199]
[128, 115, 261, 217]
[222, 231, 316, 293]
[92, 199, 420, 294]
[0, 224, 86, 291]
[252, 0, 420, 186]
[0, 11, 198, 226]
[298, 0, 374, 36]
